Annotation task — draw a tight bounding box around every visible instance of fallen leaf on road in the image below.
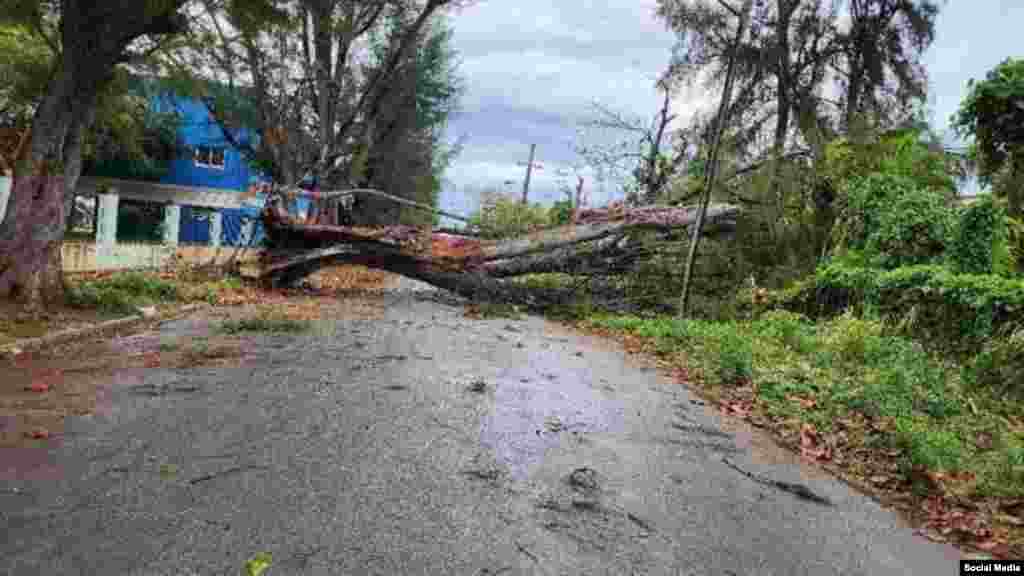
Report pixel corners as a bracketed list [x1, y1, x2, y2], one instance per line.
[25, 381, 50, 393]
[799, 423, 832, 462]
[720, 399, 752, 418]
[25, 429, 50, 439]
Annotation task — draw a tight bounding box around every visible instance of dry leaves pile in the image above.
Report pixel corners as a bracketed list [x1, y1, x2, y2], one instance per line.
[431, 234, 483, 259]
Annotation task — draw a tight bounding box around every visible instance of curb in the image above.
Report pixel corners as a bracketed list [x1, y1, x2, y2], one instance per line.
[0, 303, 205, 357]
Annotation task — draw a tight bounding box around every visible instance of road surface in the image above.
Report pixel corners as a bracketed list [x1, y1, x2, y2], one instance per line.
[0, 282, 963, 575]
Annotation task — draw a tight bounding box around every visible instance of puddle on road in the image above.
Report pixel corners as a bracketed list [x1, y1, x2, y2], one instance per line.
[480, 365, 626, 481]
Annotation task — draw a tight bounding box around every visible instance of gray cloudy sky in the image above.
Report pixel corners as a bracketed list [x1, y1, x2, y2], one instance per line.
[439, 0, 1023, 218]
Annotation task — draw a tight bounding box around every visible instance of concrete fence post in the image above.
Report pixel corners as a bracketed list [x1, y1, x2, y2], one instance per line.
[163, 204, 180, 247]
[95, 190, 119, 269]
[210, 210, 223, 248]
[0, 173, 10, 224]
[240, 219, 255, 247]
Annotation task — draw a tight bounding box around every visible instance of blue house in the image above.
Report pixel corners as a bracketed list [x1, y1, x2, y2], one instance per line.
[77, 76, 319, 252]
[149, 90, 269, 247]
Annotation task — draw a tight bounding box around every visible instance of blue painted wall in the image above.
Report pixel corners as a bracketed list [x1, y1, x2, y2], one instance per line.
[152, 94, 262, 192]
[145, 90, 315, 246]
[147, 92, 273, 245]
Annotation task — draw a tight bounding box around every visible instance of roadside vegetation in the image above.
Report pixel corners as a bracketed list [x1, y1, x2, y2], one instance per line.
[463, 58, 1024, 557]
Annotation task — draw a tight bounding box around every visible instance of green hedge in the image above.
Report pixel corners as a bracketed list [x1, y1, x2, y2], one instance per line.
[772, 262, 1024, 355]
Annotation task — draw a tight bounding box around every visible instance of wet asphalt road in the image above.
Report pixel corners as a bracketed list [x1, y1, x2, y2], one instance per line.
[0, 284, 964, 575]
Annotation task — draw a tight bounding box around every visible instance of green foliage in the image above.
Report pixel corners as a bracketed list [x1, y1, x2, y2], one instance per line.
[589, 316, 752, 385]
[66, 272, 180, 314]
[896, 417, 967, 471]
[467, 192, 557, 239]
[953, 57, 1024, 188]
[0, 22, 53, 126]
[777, 261, 1024, 355]
[585, 311, 1007, 484]
[865, 186, 954, 268]
[950, 194, 1016, 275]
[962, 328, 1024, 402]
[549, 199, 574, 225]
[840, 173, 951, 256]
[822, 129, 959, 199]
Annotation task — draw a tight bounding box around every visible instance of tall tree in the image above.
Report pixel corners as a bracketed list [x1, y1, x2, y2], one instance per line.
[0, 0, 189, 310]
[837, 0, 940, 132]
[657, 0, 838, 160]
[574, 83, 694, 207]
[656, 0, 940, 158]
[954, 57, 1024, 219]
[169, 0, 462, 225]
[356, 12, 464, 226]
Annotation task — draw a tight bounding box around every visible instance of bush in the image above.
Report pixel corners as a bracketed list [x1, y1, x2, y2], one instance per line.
[962, 328, 1024, 401]
[949, 195, 1016, 275]
[866, 188, 954, 268]
[838, 174, 954, 268]
[468, 192, 556, 239]
[775, 262, 1024, 355]
[549, 200, 574, 225]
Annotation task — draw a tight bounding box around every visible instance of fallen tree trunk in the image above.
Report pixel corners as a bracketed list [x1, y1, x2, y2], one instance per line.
[260, 194, 740, 307]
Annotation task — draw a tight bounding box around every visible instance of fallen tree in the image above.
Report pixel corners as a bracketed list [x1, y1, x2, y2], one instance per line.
[259, 188, 740, 309]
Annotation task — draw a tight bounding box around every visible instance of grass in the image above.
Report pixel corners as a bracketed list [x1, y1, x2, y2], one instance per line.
[217, 316, 311, 335]
[66, 272, 180, 314]
[583, 309, 1024, 502]
[64, 269, 253, 315]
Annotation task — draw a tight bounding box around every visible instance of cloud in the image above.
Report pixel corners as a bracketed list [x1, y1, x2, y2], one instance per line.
[439, 0, 682, 209]
[436, 0, 1012, 210]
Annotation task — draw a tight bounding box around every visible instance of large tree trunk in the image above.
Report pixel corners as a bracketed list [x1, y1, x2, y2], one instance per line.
[0, 0, 187, 311]
[0, 175, 67, 311]
[260, 198, 740, 308]
[0, 67, 79, 309]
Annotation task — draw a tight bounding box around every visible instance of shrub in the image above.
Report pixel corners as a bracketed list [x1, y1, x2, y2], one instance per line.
[949, 194, 1016, 275]
[468, 192, 555, 239]
[837, 174, 954, 268]
[819, 312, 888, 364]
[840, 173, 923, 251]
[775, 262, 1024, 355]
[549, 200, 574, 225]
[962, 328, 1024, 402]
[866, 188, 954, 268]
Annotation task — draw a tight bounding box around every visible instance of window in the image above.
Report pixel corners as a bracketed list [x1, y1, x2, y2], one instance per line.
[193, 145, 225, 169]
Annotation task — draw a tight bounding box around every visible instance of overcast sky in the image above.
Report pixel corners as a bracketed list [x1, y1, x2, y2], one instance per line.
[437, 0, 1024, 219]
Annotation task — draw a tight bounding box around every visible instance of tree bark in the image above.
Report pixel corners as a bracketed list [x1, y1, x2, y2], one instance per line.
[260, 200, 739, 305]
[0, 68, 77, 309]
[679, 0, 753, 317]
[0, 0, 188, 310]
[0, 175, 67, 311]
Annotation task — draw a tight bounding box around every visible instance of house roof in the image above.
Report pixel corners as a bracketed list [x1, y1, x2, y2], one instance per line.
[127, 73, 262, 135]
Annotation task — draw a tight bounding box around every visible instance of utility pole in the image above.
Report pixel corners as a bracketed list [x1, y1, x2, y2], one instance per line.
[678, 0, 753, 318]
[516, 144, 542, 204]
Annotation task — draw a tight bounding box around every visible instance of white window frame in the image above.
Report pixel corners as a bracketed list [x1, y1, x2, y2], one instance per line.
[193, 145, 226, 170]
